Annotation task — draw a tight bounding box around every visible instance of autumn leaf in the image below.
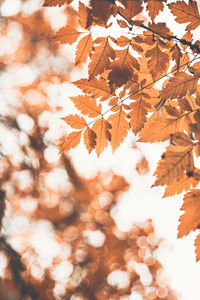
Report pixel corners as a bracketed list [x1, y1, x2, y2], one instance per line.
[83, 127, 96, 153]
[138, 111, 190, 143]
[43, 0, 72, 6]
[170, 132, 194, 147]
[119, 0, 143, 23]
[153, 144, 194, 186]
[163, 168, 200, 198]
[169, 0, 200, 31]
[73, 77, 117, 102]
[53, 25, 81, 44]
[146, 0, 165, 21]
[170, 44, 182, 70]
[145, 43, 169, 80]
[70, 95, 101, 117]
[61, 114, 87, 129]
[78, 2, 92, 29]
[160, 72, 199, 99]
[195, 233, 200, 261]
[89, 37, 115, 79]
[128, 99, 150, 134]
[108, 106, 129, 152]
[90, 0, 117, 27]
[75, 34, 93, 65]
[60, 131, 82, 153]
[92, 117, 111, 156]
[178, 189, 200, 238]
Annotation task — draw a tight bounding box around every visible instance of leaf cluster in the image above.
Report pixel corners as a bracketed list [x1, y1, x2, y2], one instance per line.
[45, 0, 200, 260]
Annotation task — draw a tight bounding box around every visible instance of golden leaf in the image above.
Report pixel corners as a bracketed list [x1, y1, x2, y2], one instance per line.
[92, 117, 111, 156]
[60, 131, 82, 153]
[119, 0, 143, 23]
[160, 72, 199, 99]
[129, 100, 150, 134]
[61, 114, 87, 129]
[89, 37, 115, 79]
[75, 34, 93, 65]
[73, 78, 117, 102]
[146, 0, 165, 21]
[178, 189, 200, 238]
[108, 106, 129, 152]
[138, 112, 189, 143]
[70, 95, 101, 117]
[163, 169, 200, 198]
[145, 44, 169, 80]
[53, 25, 81, 44]
[169, 0, 200, 31]
[153, 144, 194, 186]
[43, 0, 72, 6]
[83, 127, 96, 153]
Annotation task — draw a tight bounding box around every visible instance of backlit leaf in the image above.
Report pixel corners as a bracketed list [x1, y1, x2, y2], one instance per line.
[160, 72, 199, 99]
[53, 25, 81, 44]
[169, 0, 200, 31]
[83, 127, 96, 153]
[153, 144, 194, 186]
[92, 117, 111, 156]
[61, 114, 87, 129]
[75, 34, 93, 65]
[70, 95, 101, 117]
[146, 0, 165, 21]
[145, 44, 169, 80]
[43, 0, 72, 6]
[163, 169, 200, 198]
[60, 131, 82, 153]
[108, 106, 129, 152]
[89, 37, 115, 79]
[178, 189, 200, 238]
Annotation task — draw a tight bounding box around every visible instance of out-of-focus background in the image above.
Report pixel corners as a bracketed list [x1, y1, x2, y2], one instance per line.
[0, 0, 200, 299]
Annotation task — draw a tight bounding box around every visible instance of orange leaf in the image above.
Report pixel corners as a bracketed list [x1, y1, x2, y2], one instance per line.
[178, 189, 200, 238]
[195, 233, 200, 261]
[169, 0, 200, 31]
[90, 1, 117, 27]
[53, 25, 81, 44]
[108, 106, 129, 152]
[160, 72, 199, 99]
[153, 144, 194, 186]
[70, 95, 101, 117]
[163, 168, 200, 198]
[73, 78, 117, 102]
[89, 37, 115, 79]
[60, 131, 82, 153]
[170, 132, 194, 147]
[164, 104, 181, 117]
[146, 0, 165, 21]
[119, 0, 143, 23]
[61, 114, 86, 129]
[129, 100, 150, 134]
[83, 127, 96, 153]
[75, 34, 93, 65]
[92, 117, 111, 157]
[43, 0, 72, 6]
[138, 112, 189, 143]
[170, 44, 182, 69]
[78, 2, 92, 29]
[145, 44, 169, 80]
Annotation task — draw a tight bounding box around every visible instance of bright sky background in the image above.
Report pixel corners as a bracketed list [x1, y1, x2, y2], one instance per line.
[1, 0, 200, 299]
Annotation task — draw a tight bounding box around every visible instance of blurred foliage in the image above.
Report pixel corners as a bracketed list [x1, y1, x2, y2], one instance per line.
[0, 1, 178, 299]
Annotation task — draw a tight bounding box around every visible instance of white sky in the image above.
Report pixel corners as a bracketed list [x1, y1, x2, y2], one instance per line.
[1, 0, 200, 299]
